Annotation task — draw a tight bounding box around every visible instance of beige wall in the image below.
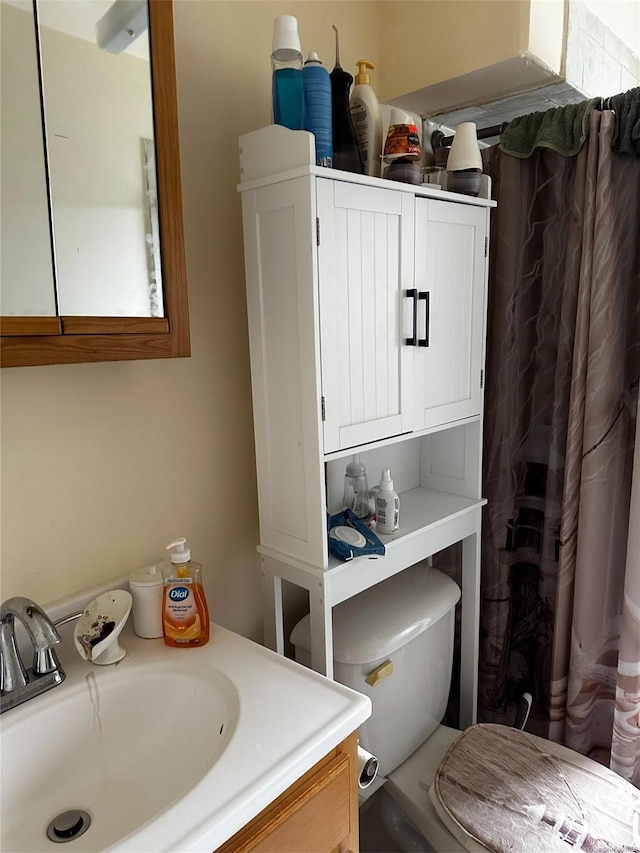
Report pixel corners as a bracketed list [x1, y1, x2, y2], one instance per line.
[378, 0, 530, 103]
[528, 0, 565, 74]
[0, 1, 382, 642]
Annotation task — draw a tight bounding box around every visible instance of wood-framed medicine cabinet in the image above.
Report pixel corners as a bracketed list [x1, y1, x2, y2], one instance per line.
[0, 0, 190, 368]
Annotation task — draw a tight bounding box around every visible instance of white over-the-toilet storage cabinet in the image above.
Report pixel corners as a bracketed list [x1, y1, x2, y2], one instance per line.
[238, 125, 495, 728]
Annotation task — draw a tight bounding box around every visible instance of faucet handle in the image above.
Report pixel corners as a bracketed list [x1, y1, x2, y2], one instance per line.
[0, 619, 28, 692]
[33, 647, 64, 677]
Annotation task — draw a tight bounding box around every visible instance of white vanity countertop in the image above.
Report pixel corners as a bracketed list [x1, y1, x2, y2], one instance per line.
[2, 582, 371, 853]
[115, 625, 371, 851]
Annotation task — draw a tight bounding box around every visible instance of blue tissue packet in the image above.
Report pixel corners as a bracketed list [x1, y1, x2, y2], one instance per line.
[327, 509, 386, 561]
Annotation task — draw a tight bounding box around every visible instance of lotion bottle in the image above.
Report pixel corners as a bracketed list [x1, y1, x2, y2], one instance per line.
[350, 60, 382, 177]
[162, 537, 210, 647]
[375, 468, 400, 534]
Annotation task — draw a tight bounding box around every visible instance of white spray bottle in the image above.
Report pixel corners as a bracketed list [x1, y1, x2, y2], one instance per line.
[375, 468, 399, 534]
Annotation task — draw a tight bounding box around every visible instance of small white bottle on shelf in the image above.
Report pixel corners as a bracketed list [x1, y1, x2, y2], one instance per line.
[375, 468, 399, 534]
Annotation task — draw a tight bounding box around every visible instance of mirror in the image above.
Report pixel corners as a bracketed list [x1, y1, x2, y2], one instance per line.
[1, 0, 57, 319]
[0, 0, 190, 367]
[38, 0, 162, 318]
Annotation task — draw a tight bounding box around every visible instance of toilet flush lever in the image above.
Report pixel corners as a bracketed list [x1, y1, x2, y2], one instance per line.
[365, 659, 393, 687]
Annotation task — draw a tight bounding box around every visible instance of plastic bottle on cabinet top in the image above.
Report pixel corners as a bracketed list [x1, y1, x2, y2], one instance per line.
[350, 60, 382, 177]
[375, 468, 399, 534]
[329, 25, 362, 173]
[162, 537, 210, 647]
[303, 51, 333, 167]
[271, 15, 305, 131]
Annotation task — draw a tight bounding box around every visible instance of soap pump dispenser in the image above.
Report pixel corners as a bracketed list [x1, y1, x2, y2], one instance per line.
[162, 537, 210, 647]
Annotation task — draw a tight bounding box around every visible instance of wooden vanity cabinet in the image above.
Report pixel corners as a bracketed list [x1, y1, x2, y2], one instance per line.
[215, 732, 358, 853]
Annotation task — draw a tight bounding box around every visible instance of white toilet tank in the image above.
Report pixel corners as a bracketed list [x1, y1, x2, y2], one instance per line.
[290, 564, 460, 777]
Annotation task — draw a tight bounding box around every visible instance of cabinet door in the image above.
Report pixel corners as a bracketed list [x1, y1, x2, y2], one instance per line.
[242, 177, 328, 567]
[317, 179, 414, 453]
[215, 734, 358, 853]
[413, 198, 487, 430]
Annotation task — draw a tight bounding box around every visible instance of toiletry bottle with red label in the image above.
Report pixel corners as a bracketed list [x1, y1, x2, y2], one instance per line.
[162, 537, 210, 647]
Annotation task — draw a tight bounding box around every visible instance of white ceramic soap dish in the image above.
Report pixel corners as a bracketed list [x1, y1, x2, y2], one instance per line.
[74, 590, 132, 665]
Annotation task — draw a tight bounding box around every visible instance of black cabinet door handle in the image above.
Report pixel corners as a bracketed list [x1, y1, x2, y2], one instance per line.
[419, 291, 430, 347]
[405, 288, 418, 346]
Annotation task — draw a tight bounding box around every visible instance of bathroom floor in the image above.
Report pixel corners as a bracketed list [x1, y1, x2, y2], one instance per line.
[359, 788, 436, 853]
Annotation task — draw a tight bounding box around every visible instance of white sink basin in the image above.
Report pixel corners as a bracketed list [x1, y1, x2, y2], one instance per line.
[1, 598, 370, 853]
[1, 660, 238, 852]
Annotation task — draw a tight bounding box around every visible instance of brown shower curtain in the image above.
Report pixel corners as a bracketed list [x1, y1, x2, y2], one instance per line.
[480, 110, 640, 785]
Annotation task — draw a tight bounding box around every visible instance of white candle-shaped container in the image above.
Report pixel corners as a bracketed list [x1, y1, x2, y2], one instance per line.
[128, 563, 164, 638]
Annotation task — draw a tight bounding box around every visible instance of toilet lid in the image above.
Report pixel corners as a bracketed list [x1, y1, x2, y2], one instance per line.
[430, 724, 640, 853]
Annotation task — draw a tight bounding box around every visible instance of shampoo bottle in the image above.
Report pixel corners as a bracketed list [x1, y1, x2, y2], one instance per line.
[350, 60, 382, 177]
[303, 51, 333, 167]
[375, 468, 400, 534]
[162, 537, 210, 647]
[271, 15, 305, 131]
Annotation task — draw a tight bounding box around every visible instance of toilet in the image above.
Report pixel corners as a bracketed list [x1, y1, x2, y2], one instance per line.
[291, 564, 640, 853]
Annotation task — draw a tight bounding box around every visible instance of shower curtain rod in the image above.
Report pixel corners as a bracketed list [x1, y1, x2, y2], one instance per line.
[431, 95, 617, 150]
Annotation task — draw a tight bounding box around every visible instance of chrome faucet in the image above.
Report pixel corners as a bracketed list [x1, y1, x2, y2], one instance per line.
[0, 597, 66, 713]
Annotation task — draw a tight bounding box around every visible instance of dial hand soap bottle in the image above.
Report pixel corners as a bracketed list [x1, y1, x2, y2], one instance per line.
[162, 537, 210, 647]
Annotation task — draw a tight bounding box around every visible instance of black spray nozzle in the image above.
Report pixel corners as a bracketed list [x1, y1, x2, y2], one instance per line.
[332, 24, 340, 69]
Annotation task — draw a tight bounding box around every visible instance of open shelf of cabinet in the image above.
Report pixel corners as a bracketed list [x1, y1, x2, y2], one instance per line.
[260, 488, 485, 731]
[238, 124, 495, 730]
